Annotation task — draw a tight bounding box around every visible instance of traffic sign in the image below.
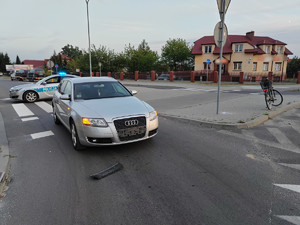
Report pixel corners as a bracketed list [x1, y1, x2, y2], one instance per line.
[46, 60, 54, 68]
[214, 21, 228, 48]
[217, 0, 231, 19]
[206, 59, 211, 64]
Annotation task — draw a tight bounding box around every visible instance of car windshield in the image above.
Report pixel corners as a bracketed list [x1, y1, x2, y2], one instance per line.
[74, 81, 131, 100]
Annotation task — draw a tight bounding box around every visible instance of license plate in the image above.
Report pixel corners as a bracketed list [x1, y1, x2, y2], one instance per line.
[118, 126, 146, 138]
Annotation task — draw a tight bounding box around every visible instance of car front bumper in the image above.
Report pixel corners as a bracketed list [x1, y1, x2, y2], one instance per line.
[76, 116, 159, 146]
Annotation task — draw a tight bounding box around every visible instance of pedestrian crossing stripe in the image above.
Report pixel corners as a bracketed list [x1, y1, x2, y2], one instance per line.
[34, 101, 52, 113]
[279, 163, 300, 171]
[275, 215, 300, 225]
[274, 184, 300, 194]
[31, 131, 54, 140]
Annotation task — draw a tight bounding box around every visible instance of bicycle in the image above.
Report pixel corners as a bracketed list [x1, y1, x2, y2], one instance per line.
[260, 78, 283, 110]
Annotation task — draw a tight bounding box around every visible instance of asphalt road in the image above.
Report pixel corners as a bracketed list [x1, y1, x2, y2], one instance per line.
[0, 78, 300, 225]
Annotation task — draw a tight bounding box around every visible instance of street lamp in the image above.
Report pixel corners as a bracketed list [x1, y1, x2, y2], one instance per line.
[98, 62, 102, 76]
[85, 0, 92, 77]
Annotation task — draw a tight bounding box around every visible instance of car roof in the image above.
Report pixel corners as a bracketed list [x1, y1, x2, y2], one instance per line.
[67, 77, 117, 84]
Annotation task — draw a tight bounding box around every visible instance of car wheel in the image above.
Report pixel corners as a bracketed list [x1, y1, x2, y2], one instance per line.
[70, 121, 84, 151]
[53, 107, 61, 125]
[23, 91, 38, 103]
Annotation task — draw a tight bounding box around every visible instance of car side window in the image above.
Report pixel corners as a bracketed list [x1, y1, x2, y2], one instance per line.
[45, 77, 60, 84]
[64, 81, 72, 96]
[59, 80, 68, 94]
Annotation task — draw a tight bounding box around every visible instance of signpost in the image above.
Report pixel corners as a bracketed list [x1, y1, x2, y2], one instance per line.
[206, 59, 211, 80]
[47, 60, 54, 75]
[215, 0, 230, 114]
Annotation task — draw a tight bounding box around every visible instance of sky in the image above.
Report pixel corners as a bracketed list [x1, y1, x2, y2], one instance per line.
[1, 0, 300, 62]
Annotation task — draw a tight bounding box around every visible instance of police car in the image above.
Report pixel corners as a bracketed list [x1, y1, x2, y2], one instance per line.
[9, 73, 78, 103]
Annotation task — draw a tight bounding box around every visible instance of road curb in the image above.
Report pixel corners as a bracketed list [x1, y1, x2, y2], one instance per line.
[0, 112, 9, 197]
[159, 103, 300, 129]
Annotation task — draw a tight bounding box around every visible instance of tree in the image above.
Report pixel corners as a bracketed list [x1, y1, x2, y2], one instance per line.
[16, 55, 21, 64]
[61, 44, 83, 59]
[161, 38, 194, 71]
[287, 56, 300, 78]
[124, 40, 159, 73]
[0, 52, 11, 73]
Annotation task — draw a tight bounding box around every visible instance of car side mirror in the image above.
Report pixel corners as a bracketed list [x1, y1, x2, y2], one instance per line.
[41, 81, 47, 85]
[131, 90, 138, 95]
[60, 94, 71, 100]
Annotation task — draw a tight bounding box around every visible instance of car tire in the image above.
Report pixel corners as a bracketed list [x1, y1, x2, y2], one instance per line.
[23, 91, 38, 103]
[70, 121, 84, 151]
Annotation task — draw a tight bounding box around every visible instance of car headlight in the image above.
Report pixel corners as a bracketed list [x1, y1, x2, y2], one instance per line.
[82, 118, 108, 127]
[149, 110, 158, 121]
[10, 88, 22, 92]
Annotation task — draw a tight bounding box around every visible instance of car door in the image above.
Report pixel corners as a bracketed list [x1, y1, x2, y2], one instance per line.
[41, 76, 61, 98]
[59, 81, 73, 127]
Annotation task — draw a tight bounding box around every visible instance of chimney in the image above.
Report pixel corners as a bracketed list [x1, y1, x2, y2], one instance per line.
[246, 31, 255, 41]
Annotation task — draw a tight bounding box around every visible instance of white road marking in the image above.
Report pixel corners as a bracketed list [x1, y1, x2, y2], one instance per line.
[31, 131, 54, 140]
[35, 101, 52, 113]
[12, 103, 34, 117]
[279, 163, 300, 171]
[219, 130, 300, 154]
[275, 216, 300, 225]
[21, 117, 39, 122]
[1, 98, 11, 101]
[267, 127, 298, 150]
[274, 184, 300, 194]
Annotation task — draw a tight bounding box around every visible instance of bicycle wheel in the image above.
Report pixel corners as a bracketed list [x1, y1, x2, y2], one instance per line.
[265, 91, 272, 110]
[272, 89, 283, 106]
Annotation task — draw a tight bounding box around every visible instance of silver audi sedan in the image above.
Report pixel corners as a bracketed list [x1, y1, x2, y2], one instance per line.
[52, 77, 158, 150]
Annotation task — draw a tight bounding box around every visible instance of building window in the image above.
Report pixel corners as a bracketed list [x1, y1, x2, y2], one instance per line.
[275, 62, 282, 71]
[263, 62, 269, 71]
[265, 46, 270, 54]
[204, 46, 212, 53]
[253, 62, 257, 71]
[277, 46, 283, 54]
[233, 62, 242, 70]
[203, 62, 211, 70]
[235, 44, 243, 52]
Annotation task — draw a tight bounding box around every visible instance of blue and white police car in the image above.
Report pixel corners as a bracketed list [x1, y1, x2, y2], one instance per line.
[9, 73, 78, 103]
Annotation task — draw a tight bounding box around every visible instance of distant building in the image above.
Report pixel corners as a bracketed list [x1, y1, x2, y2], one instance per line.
[22, 60, 45, 69]
[192, 31, 293, 80]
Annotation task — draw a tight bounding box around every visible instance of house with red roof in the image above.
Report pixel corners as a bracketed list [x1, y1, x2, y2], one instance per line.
[192, 31, 293, 81]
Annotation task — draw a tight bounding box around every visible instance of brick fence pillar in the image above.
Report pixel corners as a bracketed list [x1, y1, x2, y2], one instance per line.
[120, 72, 124, 80]
[213, 71, 218, 83]
[190, 71, 195, 82]
[297, 71, 300, 84]
[151, 71, 155, 81]
[239, 72, 244, 84]
[95, 72, 100, 77]
[107, 72, 111, 77]
[135, 71, 139, 81]
[170, 71, 174, 82]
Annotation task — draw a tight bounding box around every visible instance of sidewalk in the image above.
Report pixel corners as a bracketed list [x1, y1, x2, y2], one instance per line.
[0, 112, 9, 197]
[121, 80, 300, 129]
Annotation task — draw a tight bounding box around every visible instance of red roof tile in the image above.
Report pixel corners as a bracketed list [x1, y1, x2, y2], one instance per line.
[22, 60, 45, 68]
[192, 32, 292, 55]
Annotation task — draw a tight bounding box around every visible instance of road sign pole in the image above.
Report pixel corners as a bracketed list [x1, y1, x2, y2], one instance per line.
[216, 0, 226, 115]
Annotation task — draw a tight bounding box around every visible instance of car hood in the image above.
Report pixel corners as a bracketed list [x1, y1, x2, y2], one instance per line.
[10, 83, 36, 90]
[72, 96, 152, 122]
